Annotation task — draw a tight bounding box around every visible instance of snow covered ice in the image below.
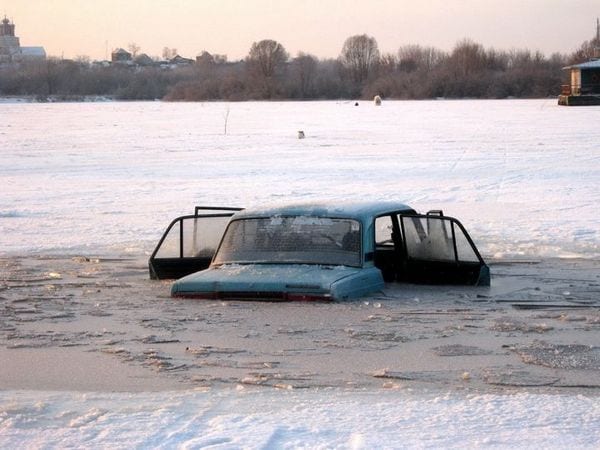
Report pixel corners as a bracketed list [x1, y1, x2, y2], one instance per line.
[1, 389, 599, 449]
[1, 99, 599, 448]
[1, 99, 598, 258]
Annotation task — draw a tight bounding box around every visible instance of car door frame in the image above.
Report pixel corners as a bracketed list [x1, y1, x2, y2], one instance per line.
[149, 206, 243, 280]
[396, 212, 489, 286]
[373, 210, 489, 286]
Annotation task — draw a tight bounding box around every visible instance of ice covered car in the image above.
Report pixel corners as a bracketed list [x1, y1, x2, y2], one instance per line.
[149, 202, 490, 301]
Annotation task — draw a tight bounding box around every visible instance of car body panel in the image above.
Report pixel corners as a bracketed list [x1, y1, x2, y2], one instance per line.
[171, 264, 384, 301]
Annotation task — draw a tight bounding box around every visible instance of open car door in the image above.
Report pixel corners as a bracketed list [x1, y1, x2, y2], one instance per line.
[397, 212, 490, 286]
[149, 206, 242, 280]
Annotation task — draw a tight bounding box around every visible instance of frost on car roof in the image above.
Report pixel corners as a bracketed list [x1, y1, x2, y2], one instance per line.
[233, 201, 415, 221]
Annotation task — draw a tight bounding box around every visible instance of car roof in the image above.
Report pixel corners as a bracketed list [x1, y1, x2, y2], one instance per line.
[232, 201, 415, 221]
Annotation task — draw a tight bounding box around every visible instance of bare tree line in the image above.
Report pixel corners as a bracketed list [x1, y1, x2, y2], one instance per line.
[0, 33, 596, 101]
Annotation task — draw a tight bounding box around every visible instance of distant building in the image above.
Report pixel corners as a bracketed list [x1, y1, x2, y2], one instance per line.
[111, 48, 132, 63]
[559, 19, 600, 106]
[0, 16, 46, 64]
[170, 54, 194, 65]
[559, 60, 600, 105]
[196, 51, 214, 65]
[134, 53, 154, 66]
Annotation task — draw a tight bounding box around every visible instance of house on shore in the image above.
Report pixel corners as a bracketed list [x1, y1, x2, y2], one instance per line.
[559, 59, 600, 105]
[170, 54, 194, 66]
[109, 50, 195, 68]
[111, 48, 133, 64]
[134, 53, 154, 66]
[559, 19, 600, 106]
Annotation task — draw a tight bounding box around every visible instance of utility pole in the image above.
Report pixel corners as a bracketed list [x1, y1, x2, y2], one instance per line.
[595, 18, 600, 59]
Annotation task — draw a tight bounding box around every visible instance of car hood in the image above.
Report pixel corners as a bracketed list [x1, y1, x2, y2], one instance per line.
[171, 264, 377, 301]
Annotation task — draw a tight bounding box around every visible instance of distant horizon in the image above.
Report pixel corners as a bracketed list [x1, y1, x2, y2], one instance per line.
[2, 0, 599, 60]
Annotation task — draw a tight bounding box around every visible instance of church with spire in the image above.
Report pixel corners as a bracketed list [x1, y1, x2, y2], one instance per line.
[0, 16, 46, 64]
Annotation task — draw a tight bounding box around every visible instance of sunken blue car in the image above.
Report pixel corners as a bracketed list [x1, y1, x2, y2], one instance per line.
[149, 202, 490, 301]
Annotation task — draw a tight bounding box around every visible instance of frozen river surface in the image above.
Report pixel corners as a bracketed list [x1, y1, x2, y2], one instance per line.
[1, 100, 599, 448]
[1, 99, 599, 258]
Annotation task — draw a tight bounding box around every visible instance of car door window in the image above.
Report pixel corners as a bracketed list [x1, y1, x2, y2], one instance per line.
[182, 215, 232, 257]
[375, 215, 394, 245]
[150, 207, 242, 279]
[402, 216, 456, 262]
[454, 225, 480, 262]
[396, 213, 489, 286]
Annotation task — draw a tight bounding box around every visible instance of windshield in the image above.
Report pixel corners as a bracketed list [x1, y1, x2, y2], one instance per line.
[213, 216, 362, 267]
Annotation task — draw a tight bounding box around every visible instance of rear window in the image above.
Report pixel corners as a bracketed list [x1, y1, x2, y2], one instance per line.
[213, 216, 362, 267]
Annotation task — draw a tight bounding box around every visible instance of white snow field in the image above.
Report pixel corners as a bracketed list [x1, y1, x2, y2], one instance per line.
[1, 389, 599, 449]
[1, 100, 599, 448]
[1, 99, 599, 258]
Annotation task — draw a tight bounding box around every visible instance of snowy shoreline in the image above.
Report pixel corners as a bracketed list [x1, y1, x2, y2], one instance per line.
[0, 95, 117, 103]
[0, 95, 560, 103]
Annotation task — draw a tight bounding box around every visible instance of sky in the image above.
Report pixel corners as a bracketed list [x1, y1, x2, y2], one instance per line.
[2, 0, 599, 60]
